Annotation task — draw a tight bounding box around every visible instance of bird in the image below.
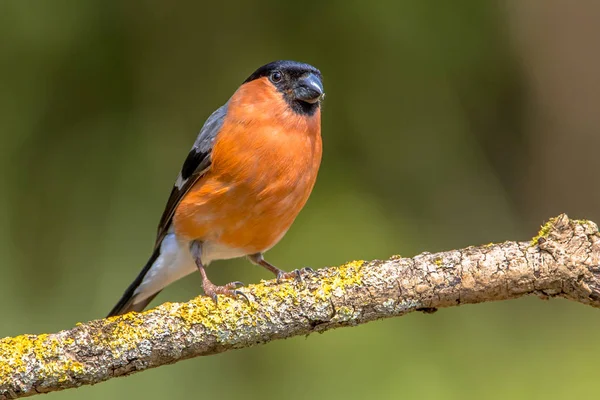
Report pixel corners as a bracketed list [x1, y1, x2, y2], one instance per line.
[107, 60, 324, 317]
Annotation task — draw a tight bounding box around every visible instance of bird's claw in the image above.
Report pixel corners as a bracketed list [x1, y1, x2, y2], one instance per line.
[234, 290, 250, 304]
[277, 267, 315, 283]
[204, 281, 249, 304]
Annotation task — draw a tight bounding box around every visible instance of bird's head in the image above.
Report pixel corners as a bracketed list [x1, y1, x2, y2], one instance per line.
[243, 60, 324, 116]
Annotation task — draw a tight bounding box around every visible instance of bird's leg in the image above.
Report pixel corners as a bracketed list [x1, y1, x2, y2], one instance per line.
[247, 253, 313, 283]
[190, 241, 248, 303]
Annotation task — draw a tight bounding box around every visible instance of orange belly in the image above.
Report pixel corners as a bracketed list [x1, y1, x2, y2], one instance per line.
[173, 108, 322, 254]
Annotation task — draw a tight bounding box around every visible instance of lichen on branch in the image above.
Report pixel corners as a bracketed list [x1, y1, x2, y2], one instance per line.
[2, 214, 600, 400]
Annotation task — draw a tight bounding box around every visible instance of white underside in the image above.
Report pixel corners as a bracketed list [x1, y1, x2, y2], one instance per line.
[133, 233, 247, 303]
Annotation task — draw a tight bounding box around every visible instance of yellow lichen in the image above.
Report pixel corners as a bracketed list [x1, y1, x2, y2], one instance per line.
[313, 260, 365, 302]
[146, 260, 365, 338]
[0, 260, 368, 390]
[106, 312, 154, 357]
[0, 333, 85, 387]
[530, 217, 557, 247]
[150, 291, 260, 341]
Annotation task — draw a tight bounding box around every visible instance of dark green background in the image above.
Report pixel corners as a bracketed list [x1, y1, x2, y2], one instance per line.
[2, 2, 600, 399]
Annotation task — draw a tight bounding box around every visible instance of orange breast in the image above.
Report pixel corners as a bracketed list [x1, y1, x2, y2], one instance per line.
[173, 77, 322, 254]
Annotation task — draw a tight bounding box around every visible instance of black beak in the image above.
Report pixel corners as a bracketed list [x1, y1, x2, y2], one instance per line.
[294, 73, 324, 104]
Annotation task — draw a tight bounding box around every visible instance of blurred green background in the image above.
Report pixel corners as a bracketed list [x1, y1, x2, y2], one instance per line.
[2, 1, 600, 399]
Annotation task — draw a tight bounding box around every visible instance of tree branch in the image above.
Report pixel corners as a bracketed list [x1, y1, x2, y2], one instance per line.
[2, 214, 600, 399]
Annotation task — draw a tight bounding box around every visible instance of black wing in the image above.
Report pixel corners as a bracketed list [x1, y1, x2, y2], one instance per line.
[154, 102, 229, 247]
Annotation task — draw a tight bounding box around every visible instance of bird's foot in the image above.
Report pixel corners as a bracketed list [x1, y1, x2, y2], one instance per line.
[202, 280, 249, 304]
[277, 267, 315, 283]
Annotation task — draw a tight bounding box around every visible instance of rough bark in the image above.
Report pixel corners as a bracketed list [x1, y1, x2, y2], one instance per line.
[2, 214, 600, 399]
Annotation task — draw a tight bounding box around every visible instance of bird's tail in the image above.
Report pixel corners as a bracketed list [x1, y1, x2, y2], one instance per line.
[107, 247, 162, 317]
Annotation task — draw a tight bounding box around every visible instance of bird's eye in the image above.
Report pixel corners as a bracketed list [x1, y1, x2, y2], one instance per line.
[270, 71, 283, 83]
